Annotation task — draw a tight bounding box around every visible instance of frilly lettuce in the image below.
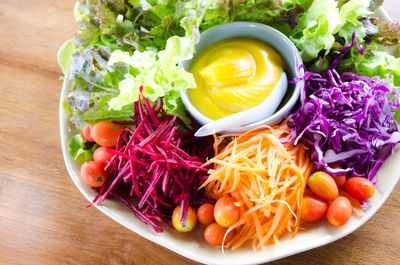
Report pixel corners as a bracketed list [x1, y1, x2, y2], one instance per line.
[338, 42, 400, 86]
[107, 36, 195, 122]
[292, 0, 371, 62]
[61, 0, 396, 127]
[104, 0, 306, 121]
[62, 0, 312, 127]
[61, 0, 210, 126]
[338, 0, 371, 42]
[60, 44, 134, 127]
[104, 0, 212, 122]
[57, 39, 75, 75]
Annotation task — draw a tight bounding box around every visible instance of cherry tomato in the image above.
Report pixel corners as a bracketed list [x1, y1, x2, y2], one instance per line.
[345, 177, 375, 200]
[301, 195, 328, 222]
[214, 196, 240, 228]
[340, 190, 363, 216]
[330, 164, 347, 189]
[80, 161, 107, 188]
[308, 171, 339, 201]
[91, 121, 121, 147]
[172, 205, 197, 232]
[197, 203, 215, 226]
[93, 147, 114, 164]
[326, 196, 352, 226]
[204, 222, 234, 246]
[333, 175, 347, 189]
[81, 125, 94, 142]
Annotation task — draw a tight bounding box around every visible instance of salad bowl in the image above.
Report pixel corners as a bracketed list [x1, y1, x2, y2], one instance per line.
[60, 7, 400, 265]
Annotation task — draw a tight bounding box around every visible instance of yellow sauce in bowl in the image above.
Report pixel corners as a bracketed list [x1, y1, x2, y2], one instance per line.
[188, 38, 284, 120]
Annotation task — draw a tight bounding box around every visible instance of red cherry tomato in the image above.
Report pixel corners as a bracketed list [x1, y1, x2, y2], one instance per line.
[81, 125, 94, 142]
[172, 205, 197, 232]
[80, 161, 107, 188]
[326, 196, 352, 226]
[345, 177, 375, 200]
[197, 203, 215, 226]
[308, 171, 339, 201]
[204, 223, 234, 246]
[301, 195, 328, 222]
[91, 121, 121, 147]
[214, 196, 240, 228]
[93, 147, 114, 164]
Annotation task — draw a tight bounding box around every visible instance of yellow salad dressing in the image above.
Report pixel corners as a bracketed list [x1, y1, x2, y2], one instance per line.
[188, 38, 284, 120]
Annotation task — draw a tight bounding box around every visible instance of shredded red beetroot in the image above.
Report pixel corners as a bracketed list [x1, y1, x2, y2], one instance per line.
[93, 91, 213, 232]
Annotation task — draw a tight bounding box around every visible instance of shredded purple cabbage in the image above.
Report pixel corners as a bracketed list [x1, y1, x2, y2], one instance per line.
[290, 34, 400, 181]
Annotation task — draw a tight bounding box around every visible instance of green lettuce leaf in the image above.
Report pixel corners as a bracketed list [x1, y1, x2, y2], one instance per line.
[290, 0, 340, 62]
[68, 134, 94, 162]
[356, 49, 400, 86]
[73, 0, 189, 52]
[73, 0, 308, 52]
[338, 0, 371, 43]
[107, 35, 196, 122]
[57, 39, 75, 75]
[103, 1, 215, 122]
[63, 0, 395, 128]
[200, 0, 306, 32]
[64, 46, 133, 127]
[290, 0, 371, 62]
[338, 42, 400, 86]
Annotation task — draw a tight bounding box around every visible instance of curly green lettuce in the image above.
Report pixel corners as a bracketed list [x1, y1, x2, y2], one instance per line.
[338, 42, 400, 86]
[60, 0, 397, 127]
[61, 0, 210, 126]
[107, 36, 196, 122]
[291, 0, 371, 62]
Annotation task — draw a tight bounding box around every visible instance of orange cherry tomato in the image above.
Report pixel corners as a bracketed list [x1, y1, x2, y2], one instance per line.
[308, 171, 339, 201]
[326, 196, 352, 226]
[80, 161, 107, 188]
[93, 147, 114, 164]
[81, 125, 94, 142]
[301, 195, 328, 222]
[172, 205, 197, 232]
[333, 175, 347, 189]
[204, 222, 234, 246]
[345, 177, 375, 200]
[214, 196, 240, 228]
[197, 203, 215, 225]
[330, 164, 347, 189]
[91, 121, 121, 147]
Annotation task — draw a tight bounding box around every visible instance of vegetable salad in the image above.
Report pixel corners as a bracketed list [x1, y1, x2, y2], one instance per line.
[59, 0, 400, 251]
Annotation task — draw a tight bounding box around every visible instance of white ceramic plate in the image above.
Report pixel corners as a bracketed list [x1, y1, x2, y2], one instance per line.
[60, 8, 400, 265]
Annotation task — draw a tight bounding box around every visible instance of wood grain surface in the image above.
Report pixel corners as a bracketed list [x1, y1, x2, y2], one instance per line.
[0, 1, 399, 264]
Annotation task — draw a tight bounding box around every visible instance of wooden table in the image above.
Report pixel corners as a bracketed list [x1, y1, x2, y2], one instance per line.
[1, 1, 399, 264]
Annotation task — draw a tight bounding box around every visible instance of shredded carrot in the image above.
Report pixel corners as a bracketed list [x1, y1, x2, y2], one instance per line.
[200, 121, 314, 251]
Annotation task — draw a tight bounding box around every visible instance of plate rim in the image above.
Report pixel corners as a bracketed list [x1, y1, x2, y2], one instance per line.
[59, 7, 399, 265]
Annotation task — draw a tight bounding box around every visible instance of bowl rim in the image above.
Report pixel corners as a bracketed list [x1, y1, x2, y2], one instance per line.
[179, 21, 304, 133]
